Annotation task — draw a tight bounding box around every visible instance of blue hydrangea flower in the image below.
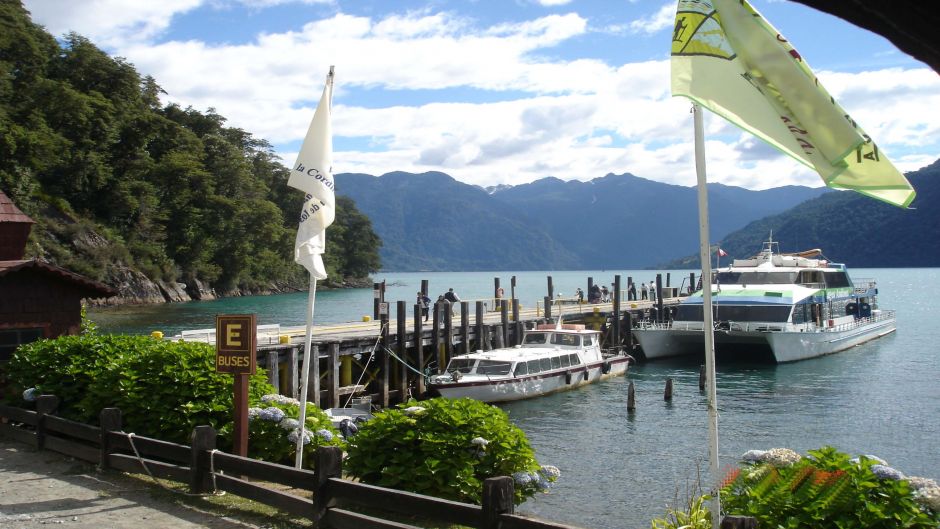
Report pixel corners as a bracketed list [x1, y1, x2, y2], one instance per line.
[261, 394, 300, 407]
[538, 465, 561, 479]
[278, 417, 300, 430]
[850, 454, 888, 466]
[22, 388, 39, 402]
[248, 407, 262, 421]
[287, 428, 311, 445]
[535, 477, 552, 491]
[258, 407, 286, 423]
[871, 464, 904, 480]
[742, 449, 767, 463]
[512, 472, 533, 486]
[316, 429, 334, 442]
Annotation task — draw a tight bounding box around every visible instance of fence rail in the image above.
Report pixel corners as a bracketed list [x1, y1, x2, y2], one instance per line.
[0, 395, 757, 529]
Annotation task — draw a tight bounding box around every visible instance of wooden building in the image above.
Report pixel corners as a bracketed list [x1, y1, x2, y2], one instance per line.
[0, 191, 116, 361]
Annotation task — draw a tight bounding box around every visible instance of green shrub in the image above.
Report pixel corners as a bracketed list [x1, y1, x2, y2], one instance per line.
[218, 394, 344, 468]
[721, 446, 940, 528]
[650, 494, 712, 529]
[4, 334, 275, 445]
[344, 397, 558, 505]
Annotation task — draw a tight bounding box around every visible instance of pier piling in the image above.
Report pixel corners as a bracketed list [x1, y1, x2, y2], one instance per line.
[664, 378, 673, 401]
[627, 381, 636, 411]
[699, 364, 706, 391]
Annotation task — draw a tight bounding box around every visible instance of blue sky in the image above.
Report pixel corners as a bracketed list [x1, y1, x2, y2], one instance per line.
[24, 0, 940, 190]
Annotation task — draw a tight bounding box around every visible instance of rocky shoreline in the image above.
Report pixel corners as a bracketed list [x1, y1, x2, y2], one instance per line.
[85, 266, 373, 307]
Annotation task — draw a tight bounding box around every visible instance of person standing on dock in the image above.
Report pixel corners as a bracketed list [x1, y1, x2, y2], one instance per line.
[649, 281, 656, 302]
[417, 292, 431, 322]
[629, 281, 637, 301]
[601, 286, 609, 303]
[641, 282, 648, 300]
[444, 288, 460, 314]
[576, 288, 584, 303]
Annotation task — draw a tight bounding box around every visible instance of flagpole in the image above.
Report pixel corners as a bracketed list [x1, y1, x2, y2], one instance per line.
[693, 103, 721, 525]
[294, 273, 318, 468]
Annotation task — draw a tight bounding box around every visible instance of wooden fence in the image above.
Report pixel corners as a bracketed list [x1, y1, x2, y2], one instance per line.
[0, 395, 757, 529]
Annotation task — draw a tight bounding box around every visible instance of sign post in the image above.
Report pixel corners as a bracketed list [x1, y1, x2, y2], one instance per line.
[216, 314, 257, 456]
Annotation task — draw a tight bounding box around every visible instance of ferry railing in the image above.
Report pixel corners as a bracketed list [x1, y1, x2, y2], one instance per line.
[636, 310, 895, 333]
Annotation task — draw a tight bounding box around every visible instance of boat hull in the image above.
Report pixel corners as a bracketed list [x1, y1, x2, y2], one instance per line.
[429, 356, 630, 403]
[634, 315, 896, 363]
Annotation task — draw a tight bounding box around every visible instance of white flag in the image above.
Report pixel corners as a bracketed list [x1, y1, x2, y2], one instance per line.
[289, 67, 336, 279]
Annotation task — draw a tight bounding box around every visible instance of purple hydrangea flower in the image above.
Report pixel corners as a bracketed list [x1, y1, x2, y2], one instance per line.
[539, 465, 561, 479]
[287, 428, 312, 445]
[247, 407, 262, 421]
[512, 472, 533, 486]
[871, 464, 904, 481]
[22, 388, 39, 402]
[258, 407, 286, 423]
[316, 429, 334, 442]
[278, 418, 300, 430]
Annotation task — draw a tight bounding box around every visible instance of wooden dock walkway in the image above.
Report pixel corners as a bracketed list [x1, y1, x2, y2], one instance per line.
[178, 272, 693, 411]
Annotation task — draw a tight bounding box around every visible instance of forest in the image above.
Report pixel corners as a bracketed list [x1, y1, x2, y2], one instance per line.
[0, 1, 380, 301]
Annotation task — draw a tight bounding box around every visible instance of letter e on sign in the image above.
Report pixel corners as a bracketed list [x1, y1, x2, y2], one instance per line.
[216, 314, 257, 374]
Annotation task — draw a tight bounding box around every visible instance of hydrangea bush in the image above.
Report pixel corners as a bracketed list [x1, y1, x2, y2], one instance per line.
[344, 397, 558, 505]
[220, 394, 344, 467]
[721, 446, 940, 528]
[3, 334, 275, 445]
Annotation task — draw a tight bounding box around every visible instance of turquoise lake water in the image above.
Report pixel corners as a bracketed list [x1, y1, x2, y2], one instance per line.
[89, 268, 940, 529]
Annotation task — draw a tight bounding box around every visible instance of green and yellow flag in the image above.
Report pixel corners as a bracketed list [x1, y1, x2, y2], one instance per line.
[671, 0, 915, 208]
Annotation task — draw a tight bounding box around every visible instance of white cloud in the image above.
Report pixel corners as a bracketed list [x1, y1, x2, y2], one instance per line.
[23, 2, 940, 191]
[628, 2, 675, 35]
[23, 0, 202, 46]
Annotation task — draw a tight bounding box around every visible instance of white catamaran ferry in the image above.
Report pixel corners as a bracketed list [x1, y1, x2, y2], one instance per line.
[428, 323, 633, 403]
[633, 240, 896, 363]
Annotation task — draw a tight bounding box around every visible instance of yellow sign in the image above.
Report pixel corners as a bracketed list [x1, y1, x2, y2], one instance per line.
[216, 314, 257, 374]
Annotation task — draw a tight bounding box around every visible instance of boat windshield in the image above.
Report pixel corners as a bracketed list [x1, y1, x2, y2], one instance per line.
[476, 361, 512, 375]
[551, 333, 580, 347]
[716, 271, 797, 285]
[523, 332, 549, 344]
[447, 358, 475, 373]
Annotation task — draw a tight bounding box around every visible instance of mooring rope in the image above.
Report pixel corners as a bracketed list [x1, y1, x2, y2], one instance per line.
[341, 321, 386, 409]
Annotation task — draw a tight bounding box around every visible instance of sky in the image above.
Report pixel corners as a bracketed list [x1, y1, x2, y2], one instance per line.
[22, 0, 940, 191]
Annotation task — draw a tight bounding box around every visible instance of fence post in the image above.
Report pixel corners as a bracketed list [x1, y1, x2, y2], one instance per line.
[190, 425, 217, 494]
[98, 408, 122, 470]
[35, 395, 59, 450]
[482, 476, 514, 529]
[314, 446, 344, 524]
[720, 516, 759, 528]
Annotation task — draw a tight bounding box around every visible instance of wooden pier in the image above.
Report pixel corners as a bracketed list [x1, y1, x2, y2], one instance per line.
[187, 273, 689, 410]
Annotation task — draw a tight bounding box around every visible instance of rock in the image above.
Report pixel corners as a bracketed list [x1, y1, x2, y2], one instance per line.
[157, 280, 191, 302]
[186, 278, 217, 301]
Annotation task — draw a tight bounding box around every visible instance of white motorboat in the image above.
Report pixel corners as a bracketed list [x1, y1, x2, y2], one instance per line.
[633, 239, 896, 363]
[428, 323, 633, 403]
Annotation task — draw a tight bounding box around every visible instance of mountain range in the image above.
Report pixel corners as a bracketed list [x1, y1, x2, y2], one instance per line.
[664, 159, 940, 267]
[336, 171, 829, 271]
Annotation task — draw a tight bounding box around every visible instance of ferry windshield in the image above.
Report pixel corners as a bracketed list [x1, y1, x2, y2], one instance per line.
[551, 333, 580, 347]
[716, 271, 797, 285]
[523, 333, 549, 344]
[476, 361, 512, 375]
[448, 358, 475, 373]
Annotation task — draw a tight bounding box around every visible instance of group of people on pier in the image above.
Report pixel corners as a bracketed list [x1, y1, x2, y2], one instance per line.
[416, 288, 461, 322]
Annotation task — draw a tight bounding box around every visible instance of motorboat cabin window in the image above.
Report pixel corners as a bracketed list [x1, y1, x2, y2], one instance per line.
[567, 353, 581, 365]
[560, 354, 571, 367]
[527, 359, 541, 373]
[523, 333, 548, 344]
[449, 358, 475, 373]
[477, 360, 512, 375]
[550, 356, 562, 369]
[551, 333, 580, 347]
[513, 362, 528, 376]
[824, 271, 850, 288]
[540, 358, 553, 371]
[583, 335, 594, 346]
[716, 271, 797, 285]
